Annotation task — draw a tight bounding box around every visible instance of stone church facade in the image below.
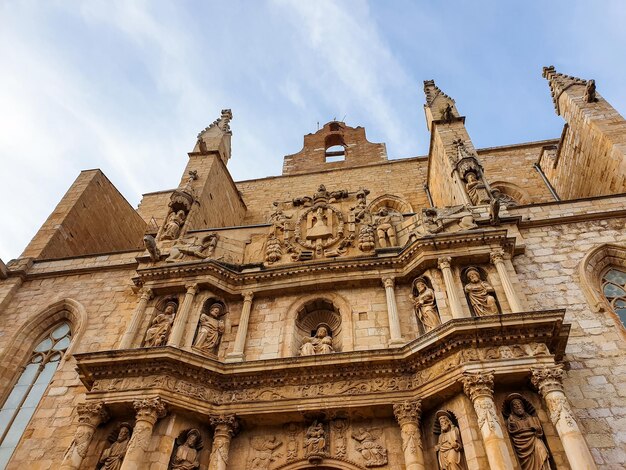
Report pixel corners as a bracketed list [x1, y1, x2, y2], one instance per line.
[0, 66, 625, 470]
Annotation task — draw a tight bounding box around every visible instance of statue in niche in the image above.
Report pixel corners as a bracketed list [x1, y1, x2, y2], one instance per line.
[248, 436, 283, 470]
[503, 394, 551, 470]
[299, 324, 334, 356]
[170, 428, 202, 470]
[374, 208, 397, 248]
[193, 302, 226, 353]
[434, 411, 463, 470]
[410, 277, 441, 332]
[351, 427, 388, 467]
[166, 234, 218, 263]
[144, 301, 177, 347]
[464, 267, 499, 316]
[304, 420, 326, 460]
[161, 210, 187, 241]
[464, 170, 491, 205]
[98, 423, 132, 470]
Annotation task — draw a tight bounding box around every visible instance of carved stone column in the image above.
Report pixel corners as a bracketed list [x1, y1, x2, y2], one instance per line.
[208, 414, 239, 470]
[226, 291, 254, 362]
[382, 277, 403, 346]
[119, 397, 168, 470]
[531, 365, 598, 470]
[119, 288, 154, 349]
[167, 283, 199, 347]
[59, 401, 109, 470]
[461, 371, 515, 470]
[490, 250, 523, 313]
[393, 400, 426, 470]
[437, 257, 465, 319]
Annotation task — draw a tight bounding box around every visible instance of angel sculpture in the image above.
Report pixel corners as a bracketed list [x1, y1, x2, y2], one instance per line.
[351, 427, 388, 466]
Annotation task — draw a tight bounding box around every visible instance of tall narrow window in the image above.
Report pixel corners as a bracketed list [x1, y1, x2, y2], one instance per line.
[0, 322, 71, 467]
[602, 268, 626, 326]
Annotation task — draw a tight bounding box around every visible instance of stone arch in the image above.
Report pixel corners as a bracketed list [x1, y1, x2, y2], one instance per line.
[367, 194, 413, 215]
[275, 457, 366, 470]
[281, 293, 354, 357]
[579, 243, 626, 333]
[489, 181, 531, 206]
[0, 298, 88, 403]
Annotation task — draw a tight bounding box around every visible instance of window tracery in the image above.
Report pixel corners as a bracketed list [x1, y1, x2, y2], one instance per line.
[601, 267, 626, 326]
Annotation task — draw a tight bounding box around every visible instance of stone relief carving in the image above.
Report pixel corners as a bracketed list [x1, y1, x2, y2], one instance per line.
[351, 427, 388, 467]
[143, 234, 161, 262]
[98, 422, 133, 470]
[374, 208, 397, 248]
[464, 170, 491, 205]
[170, 428, 202, 470]
[144, 301, 177, 347]
[434, 410, 463, 470]
[475, 400, 500, 433]
[304, 420, 327, 463]
[299, 324, 334, 356]
[193, 302, 226, 354]
[357, 224, 376, 252]
[412, 206, 478, 240]
[502, 394, 551, 470]
[284, 423, 299, 462]
[166, 234, 218, 263]
[248, 436, 283, 470]
[331, 418, 348, 458]
[63, 402, 109, 462]
[159, 170, 197, 241]
[410, 276, 441, 332]
[463, 267, 499, 316]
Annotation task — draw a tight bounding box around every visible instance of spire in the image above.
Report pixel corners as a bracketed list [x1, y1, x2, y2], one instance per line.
[193, 109, 233, 165]
[542, 66, 588, 114]
[423, 80, 461, 131]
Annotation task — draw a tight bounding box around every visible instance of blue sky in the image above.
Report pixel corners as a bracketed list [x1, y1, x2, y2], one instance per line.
[1, 0, 625, 260]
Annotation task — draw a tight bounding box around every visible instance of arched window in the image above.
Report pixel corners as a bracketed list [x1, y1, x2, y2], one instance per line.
[601, 268, 626, 326]
[0, 322, 71, 466]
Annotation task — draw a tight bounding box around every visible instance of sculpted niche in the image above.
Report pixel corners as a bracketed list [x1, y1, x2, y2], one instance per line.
[169, 428, 203, 470]
[295, 298, 342, 357]
[433, 410, 464, 470]
[409, 276, 441, 332]
[144, 300, 178, 347]
[463, 267, 500, 316]
[502, 394, 552, 470]
[192, 300, 226, 354]
[98, 422, 133, 470]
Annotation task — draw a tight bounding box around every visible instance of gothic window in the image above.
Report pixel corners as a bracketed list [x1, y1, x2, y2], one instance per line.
[601, 267, 626, 326]
[0, 322, 71, 466]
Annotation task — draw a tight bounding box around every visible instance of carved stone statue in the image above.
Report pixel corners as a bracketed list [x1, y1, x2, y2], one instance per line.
[584, 79, 597, 103]
[144, 301, 177, 347]
[166, 234, 218, 263]
[358, 224, 376, 252]
[351, 427, 388, 467]
[299, 324, 334, 356]
[269, 202, 292, 234]
[249, 436, 283, 470]
[143, 234, 161, 262]
[350, 188, 370, 222]
[162, 210, 187, 240]
[503, 394, 551, 470]
[193, 303, 226, 353]
[434, 411, 463, 470]
[464, 267, 499, 316]
[374, 208, 397, 248]
[171, 428, 202, 470]
[464, 170, 491, 205]
[489, 190, 501, 225]
[304, 420, 326, 460]
[410, 277, 441, 332]
[98, 423, 132, 470]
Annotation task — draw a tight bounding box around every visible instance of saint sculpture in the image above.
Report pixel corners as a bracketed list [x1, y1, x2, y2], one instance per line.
[299, 324, 334, 356]
[434, 410, 463, 470]
[193, 302, 226, 353]
[410, 277, 441, 332]
[162, 210, 187, 240]
[144, 301, 177, 347]
[464, 171, 491, 205]
[464, 267, 499, 316]
[98, 423, 132, 470]
[304, 420, 326, 461]
[503, 394, 551, 470]
[170, 429, 202, 470]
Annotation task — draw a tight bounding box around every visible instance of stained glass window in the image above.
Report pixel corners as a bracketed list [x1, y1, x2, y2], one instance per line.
[0, 322, 71, 468]
[602, 268, 626, 327]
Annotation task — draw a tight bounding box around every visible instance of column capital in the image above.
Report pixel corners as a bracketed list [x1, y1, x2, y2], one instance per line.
[185, 282, 199, 294]
[531, 364, 565, 396]
[133, 397, 168, 425]
[140, 287, 154, 301]
[382, 276, 395, 288]
[461, 370, 495, 401]
[490, 249, 506, 265]
[437, 256, 452, 270]
[76, 401, 109, 428]
[209, 413, 239, 437]
[393, 400, 422, 426]
[242, 291, 254, 302]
